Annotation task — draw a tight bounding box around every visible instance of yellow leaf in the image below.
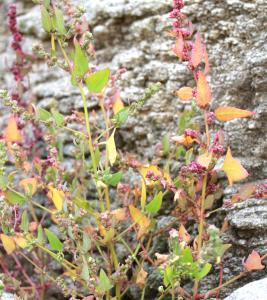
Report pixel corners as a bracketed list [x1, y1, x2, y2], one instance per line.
[47, 187, 64, 211]
[106, 130, 117, 166]
[196, 71, 212, 108]
[197, 152, 212, 168]
[13, 236, 28, 249]
[140, 177, 146, 209]
[222, 147, 249, 186]
[5, 115, 22, 142]
[178, 224, 191, 244]
[112, 97, 124, 114]
[19, 178, 38, 195]
[136, 268, 148, 287]
[215, 106, 255, 122]
[0, 234, 16, 255]
[129, 205, 151, 239]
[176, 87, 193, 101]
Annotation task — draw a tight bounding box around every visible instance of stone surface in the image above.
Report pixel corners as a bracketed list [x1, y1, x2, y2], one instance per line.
[224, 278, 267, 300]
[0, 0, 267, 298]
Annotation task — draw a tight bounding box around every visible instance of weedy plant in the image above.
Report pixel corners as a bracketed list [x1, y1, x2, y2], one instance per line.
[0, 0, 266, 299]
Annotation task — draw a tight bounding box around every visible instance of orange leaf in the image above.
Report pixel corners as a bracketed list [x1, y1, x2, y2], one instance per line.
[196, 71, 212, 107]
[171, 134, 196, 146]
[173, 32, 184, 60]
[111, 208, 127, 221]
[5, 115, 22, 142]
[136, 268, 148, 287]
[178, 224, 190, 244]
[0, 234, 16, 255]
[243, 250, 264, 272]
[129, 205, 150, 239]
[191, 32, 202, 68]
[203, 45, 210, 75]
[215, 106, 255, 122]
[19, 178, 38, 195]
[176, 87, 193, 101]
[222, 147, 249, 186]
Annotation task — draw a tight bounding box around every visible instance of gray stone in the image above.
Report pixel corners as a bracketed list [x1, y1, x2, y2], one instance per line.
[0, 293, 14, 300]
[224, 278, 267, 300]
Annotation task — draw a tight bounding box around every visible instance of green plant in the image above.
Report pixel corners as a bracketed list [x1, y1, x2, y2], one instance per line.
[0, 0, 266, 300]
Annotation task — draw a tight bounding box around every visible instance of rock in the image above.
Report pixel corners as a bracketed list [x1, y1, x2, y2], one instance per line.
[0, 293, 15, 300]
[224, 278, 267, 300]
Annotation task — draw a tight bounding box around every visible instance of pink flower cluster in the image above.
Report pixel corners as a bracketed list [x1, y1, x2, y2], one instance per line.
[180, 161, 206, 176]
[184, 128, 198, 139]
[7, 4, 25, 82]
[7, 4, 23, 54]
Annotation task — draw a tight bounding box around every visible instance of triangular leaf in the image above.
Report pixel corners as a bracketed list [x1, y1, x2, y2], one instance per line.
[222, 147, 249, 186]
[47, 187, 64, 211]
[146, 191, 163, 214]
[85, 69, 110, 94]
[0, 234, 16, 255]
[73, 43, 88, 78]
[44, 229, 63, 251]
[129, 205, 151, 239]
[96, 269, 113, 293]
[5, 115, 22, 142]
[54, 8, 66, 35]
[41, 6, 52, 32]
[243, 250, 264, 272]
[5, 190, 27, 205]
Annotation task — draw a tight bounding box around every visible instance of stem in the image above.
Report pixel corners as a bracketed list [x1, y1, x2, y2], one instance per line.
[204, 111, 210, 148]
[109, 243, 121, 299]
[204, 272, 246, 298]
[193, 172, 208, 296]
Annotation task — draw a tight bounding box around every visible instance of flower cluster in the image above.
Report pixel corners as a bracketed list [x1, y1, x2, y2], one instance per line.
[180, 161, 206, 176]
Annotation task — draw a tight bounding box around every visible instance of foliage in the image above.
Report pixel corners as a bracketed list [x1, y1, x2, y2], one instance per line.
[0, 0, 266, 299]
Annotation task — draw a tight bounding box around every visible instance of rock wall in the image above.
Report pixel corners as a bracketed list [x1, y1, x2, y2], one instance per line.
[0, 0, 267, 298]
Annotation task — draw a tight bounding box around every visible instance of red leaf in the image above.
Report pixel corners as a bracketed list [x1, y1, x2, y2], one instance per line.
[191, 32, 202, 68]
[243, 250, 264, 272]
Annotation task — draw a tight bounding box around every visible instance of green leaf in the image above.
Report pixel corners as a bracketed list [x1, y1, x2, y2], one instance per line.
[54, 8, 66, 35]
[85, 69, 110, 94]
[73, 43, 88, 78]
[96, 269, 113, 293]
[37, 108, 52, 122]
[103, 171, 123, 187]
[163, 265, 173, 287]
[146, 191, 163, 214]
[162, 134, 170, 156]
[0, 175, 8, 190]
[81, 262, 90, 281]
[37, 225, 44, 244]
[21, 211, 29, 233]
[181, 248, 193, 264]
[82, 233, 91, 252]
[53, 111, 65, 127]
[73, 197, 93, 214]
[112, 107, 129, 127]
[44, 0, 50, 9]
[194, 263, 212, 280]
[5, 190, 27, 205]
[41, 7, 52, 33]
[44, 229, 63, 252]
[185, 148, 194, 165]
[204, 195, 215, 210]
